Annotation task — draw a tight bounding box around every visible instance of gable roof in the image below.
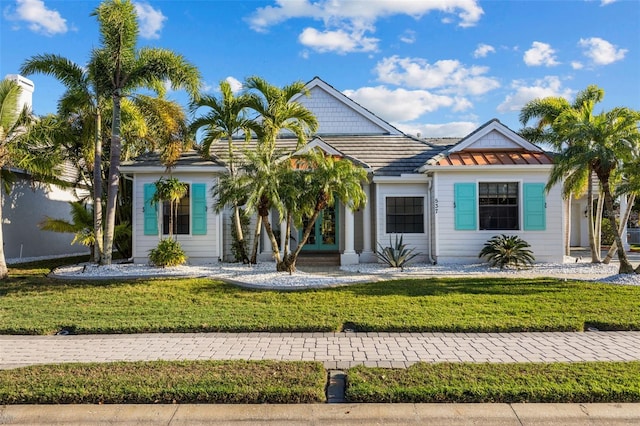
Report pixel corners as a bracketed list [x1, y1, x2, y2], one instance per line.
[419, 119, 553, 171]
[120, 150, 227, 173]
[293, 77, 403, 136]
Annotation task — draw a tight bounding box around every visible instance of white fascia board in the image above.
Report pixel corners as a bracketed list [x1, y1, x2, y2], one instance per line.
[373, 174, 432, 183]
[119, 166, 229, 174]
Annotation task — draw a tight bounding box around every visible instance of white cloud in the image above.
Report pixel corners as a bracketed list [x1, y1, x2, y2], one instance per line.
[399, 30, 416, 44]
[343, 86, 462, 122]
[473, 43, 495, 58]
[247, 0, 483, 53]
[299, 26, 378, 54]
[497, 76, 574, 113]
[523, 42, 559, 67]
[601, 0, 617, 5]
[374, 56, 500, 96]
[225, 76, 243, 93]
[9, 0, 67, 36]
[397, 121, 478, 138]
[571, 61, 584, 70]
[578, 37, 627, 65]
[134, 2, 166, 39]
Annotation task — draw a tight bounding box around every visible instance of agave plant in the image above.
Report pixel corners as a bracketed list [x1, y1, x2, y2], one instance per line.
[376, 235, 420, 271]
[478, 234, 535, 270]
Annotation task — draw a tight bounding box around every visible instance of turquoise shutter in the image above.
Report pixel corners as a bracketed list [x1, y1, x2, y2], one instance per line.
[143, 183, 158, 235]
[523, 183, 546, 230]
[191, 183, 207, 235]
[454, 183, 476, 230]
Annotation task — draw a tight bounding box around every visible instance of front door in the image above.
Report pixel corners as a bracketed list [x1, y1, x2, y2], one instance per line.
[300, 204, 339, 251]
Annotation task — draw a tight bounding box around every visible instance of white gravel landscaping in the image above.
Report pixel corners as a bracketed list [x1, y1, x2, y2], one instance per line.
[47, 255, 640, 289]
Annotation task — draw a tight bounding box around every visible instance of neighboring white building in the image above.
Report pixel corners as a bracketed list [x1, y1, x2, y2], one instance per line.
[122, 77, 565, 266]
[2, 74, 88, 260]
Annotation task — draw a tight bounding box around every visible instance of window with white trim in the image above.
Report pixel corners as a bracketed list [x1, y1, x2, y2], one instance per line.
[478, 182, 518, 230]
[162, 186, 190, 235]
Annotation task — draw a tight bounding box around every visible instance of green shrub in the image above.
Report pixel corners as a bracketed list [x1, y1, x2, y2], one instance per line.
[478, 234, 534, 270]
[149, 239, 187, 267]
[600, 218, 615, 246]
[376, 235, 420, 270]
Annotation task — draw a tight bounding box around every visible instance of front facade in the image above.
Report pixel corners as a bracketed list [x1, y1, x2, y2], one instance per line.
[123, 77, 564, 266]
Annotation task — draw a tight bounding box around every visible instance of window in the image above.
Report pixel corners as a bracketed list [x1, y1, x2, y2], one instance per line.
[479, 182, 518, 230]
[162, 186, 190, 235]
[386, 197, 424, 233]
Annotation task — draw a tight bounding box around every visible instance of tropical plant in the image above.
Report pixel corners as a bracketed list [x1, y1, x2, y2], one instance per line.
[148, 238, 187, 267]
[190, 80, 257, 263]
[151, 177, 188, 239]
[0, 78, 62, 279]
[520, 85, 604, 261]
[241, 77, 319, 264]
[91, 0, 201, 265]
[479, 235, 535, 270]
[376, 235, 420, 271]
[551, 106, 640, 274]
[278, 149, 368, 273]
[21, 53, 106, 263]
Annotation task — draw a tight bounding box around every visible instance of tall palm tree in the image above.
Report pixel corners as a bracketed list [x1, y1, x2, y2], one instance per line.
[91, 0, 201, 265]
[278, 149, 368, 273]
[553, 106, 640, 274]
[190, 80, 258, 263]
[520, 85, 604, 261]
[21, 54, 106, 262]
[0, 79, 62, 278]
[151, 177, 188, 239]
[242, 77, 318, 262]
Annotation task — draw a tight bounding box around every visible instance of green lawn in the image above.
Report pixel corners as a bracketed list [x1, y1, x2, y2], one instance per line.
[2, 260, 639, 334]
[0, 361, 326, 404]
[347, 362, 640, 403]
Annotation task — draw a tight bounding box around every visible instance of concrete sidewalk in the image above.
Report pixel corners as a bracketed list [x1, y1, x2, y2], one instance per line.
[2, 331, 640, 370]
[2, 403, 640, 425]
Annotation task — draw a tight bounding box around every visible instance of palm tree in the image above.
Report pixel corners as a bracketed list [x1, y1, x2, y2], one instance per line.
[190, 80, 258, 263]
[21, 54, 106, 262]
[0, 79, 62, 278]
[151, 177, 188, 239]
[277, 149, 368, 273]
[553, 106, 640, 274]
[91, 0, 201, 265]
[242, 77, 318, 263]
[520, 86, 604, 261]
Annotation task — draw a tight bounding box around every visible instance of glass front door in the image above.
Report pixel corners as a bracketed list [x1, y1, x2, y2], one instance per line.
[300, 204, 339, 251]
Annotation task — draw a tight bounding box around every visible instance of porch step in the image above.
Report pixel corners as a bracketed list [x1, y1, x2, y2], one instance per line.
[295, 252, 340, 267]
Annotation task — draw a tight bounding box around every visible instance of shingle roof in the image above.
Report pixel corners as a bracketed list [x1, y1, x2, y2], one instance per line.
[209, 135, 455, 176]
[121, 150, 226, 170]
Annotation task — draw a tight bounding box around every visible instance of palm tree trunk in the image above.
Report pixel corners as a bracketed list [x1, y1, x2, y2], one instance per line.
[595, 192, 604, 251]
[0, 176, 8, 279]
[587, 175, 601, 263]
[93, 108, 103, 263]
[603, 194, 636, 264]
[250, 215, 262, 264]
[102, 92, 122, 265]
[277, 209, 322, 274]
[228, 137, 249, 263]
[599, 176, 634, 273]
[261, 213, 281, 263]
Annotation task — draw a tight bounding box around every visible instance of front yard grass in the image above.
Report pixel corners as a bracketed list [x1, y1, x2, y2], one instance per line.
[0, 360, 326, 404]
[2, 261, 639, 334]
[346, 362, 640, 403]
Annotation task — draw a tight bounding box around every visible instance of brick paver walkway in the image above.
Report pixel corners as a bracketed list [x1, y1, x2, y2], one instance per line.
[2, 331, 639, 369]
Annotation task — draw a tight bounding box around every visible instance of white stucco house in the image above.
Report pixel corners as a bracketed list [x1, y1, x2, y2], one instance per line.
[121, 77, 564, 266]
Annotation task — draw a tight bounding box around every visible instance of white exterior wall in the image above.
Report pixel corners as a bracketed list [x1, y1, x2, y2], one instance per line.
[466, 129, 521, 150]
[2, 176, 88, 260]
[297, 87, 388, 135]
[375, 181, 431, 263]
[433, 169, 564, 263]
[132, 173, 220, 265]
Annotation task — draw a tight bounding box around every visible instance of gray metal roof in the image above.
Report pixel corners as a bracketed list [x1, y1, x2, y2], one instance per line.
[121, 150, 226, 171]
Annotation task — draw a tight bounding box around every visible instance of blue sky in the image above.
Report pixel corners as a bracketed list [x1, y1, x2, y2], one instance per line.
[1, 0, 638, 138]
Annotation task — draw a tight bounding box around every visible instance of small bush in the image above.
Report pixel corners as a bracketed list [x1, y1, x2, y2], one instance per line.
[600, 218, 615, 246]
[479, 234, 534, 270]
[149, 239, 187, 267]
[376, 235, 420, 270]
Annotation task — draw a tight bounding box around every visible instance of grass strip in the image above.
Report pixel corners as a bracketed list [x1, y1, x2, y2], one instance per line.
[346, 362, 640, 403]
[0, 360, 326, 404]
[2, 271, 640, 334]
